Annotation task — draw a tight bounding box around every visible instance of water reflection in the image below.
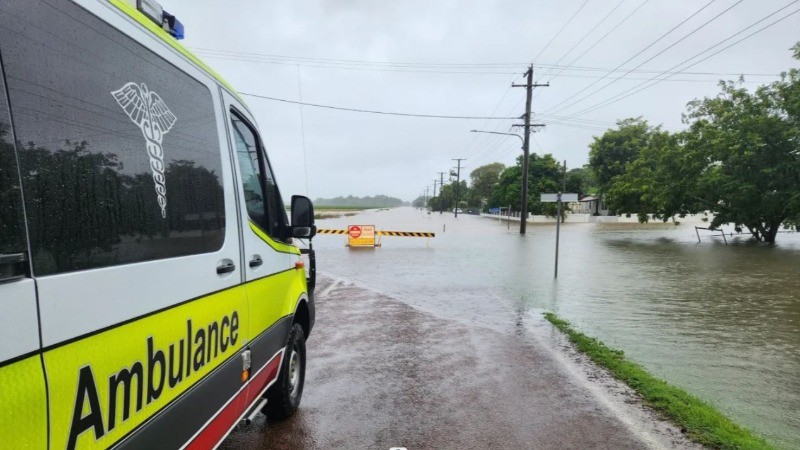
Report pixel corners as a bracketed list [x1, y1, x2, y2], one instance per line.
[0, 123, 26, 254]
[314, 208, 800, 448]
[4, 125, 225, 275]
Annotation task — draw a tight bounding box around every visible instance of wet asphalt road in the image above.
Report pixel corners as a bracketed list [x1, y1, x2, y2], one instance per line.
[221, 276, 698, 450]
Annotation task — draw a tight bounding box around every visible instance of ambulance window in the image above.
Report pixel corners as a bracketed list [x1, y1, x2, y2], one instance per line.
[263, 153, 290, 238]
[231, 112, 289, 240]
[231, 114, 267, 228]
[0, 63, 26, 256]
[0, 0, 226, 275]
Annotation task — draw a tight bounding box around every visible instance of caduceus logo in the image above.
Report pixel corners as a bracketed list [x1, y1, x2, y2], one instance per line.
[111, 82, 177, 218]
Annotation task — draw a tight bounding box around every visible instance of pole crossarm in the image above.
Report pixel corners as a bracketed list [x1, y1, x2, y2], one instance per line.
[511, 123, 547, 130]
[511, 83, 550, 88]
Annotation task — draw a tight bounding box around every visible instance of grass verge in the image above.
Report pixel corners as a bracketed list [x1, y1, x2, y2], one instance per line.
[313, 206, 384, 210]
[314, 212, 359, 220]
[543, 313, 772, 450]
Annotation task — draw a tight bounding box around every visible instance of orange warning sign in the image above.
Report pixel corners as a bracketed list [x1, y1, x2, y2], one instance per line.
[348, 225, 376, 247]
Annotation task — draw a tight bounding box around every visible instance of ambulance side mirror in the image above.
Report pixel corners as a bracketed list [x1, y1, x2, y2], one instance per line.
[290, 195, 316, 238]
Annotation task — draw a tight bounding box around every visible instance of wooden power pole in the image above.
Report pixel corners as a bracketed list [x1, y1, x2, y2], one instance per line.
[452, 158, 465, 217]
[512, 65, 548, 234]
[438, 172, 446, 214]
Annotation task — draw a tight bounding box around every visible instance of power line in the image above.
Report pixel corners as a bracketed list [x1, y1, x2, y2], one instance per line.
[533, 0, 592, 63]
[238, 92, 518, 120]
[461, 74, 521, 157]
[197, 52, 779, 83]
[541, 0, 627, 79]
[194, 54, 519, 75]
[192, 47, 527, 68]
[545, 0, 653, 82]
[563, 3, 800, 118]
[551, 72, 775, 83]
[192, 47, 777, 78]
[544, 0, 722, 114]
[549, 0, 745, 115]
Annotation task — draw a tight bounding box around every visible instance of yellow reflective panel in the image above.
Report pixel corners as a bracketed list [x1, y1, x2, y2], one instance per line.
[0, 355, 48, 450]
[247, 269, 307, 341]
[46, 287, 248, 450]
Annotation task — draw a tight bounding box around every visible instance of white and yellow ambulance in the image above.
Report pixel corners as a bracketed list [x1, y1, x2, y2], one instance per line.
[0, 1, 317, 448]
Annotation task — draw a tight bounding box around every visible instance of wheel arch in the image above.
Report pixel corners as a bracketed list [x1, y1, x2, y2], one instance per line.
[292, 293, 311, 339]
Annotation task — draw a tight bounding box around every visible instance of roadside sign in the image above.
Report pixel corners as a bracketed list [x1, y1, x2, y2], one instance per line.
[540, 191, 578, 279]
[348, 224, 376, 247]
[540, 193, 578, 202]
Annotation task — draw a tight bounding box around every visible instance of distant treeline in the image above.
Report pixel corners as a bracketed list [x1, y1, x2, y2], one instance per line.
[313, 195, 407, 208]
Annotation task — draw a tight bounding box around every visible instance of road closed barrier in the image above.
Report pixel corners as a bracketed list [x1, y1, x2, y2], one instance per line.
[316, 225, 435, 247]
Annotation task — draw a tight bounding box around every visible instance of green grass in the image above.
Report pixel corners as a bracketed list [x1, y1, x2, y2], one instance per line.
[543, 313, 773, 450]
[313, 211, 360, 220]
[313, 205, 387, 210]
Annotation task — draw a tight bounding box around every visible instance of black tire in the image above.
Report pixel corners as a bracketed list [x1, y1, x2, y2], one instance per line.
[263, 323, 306, 420]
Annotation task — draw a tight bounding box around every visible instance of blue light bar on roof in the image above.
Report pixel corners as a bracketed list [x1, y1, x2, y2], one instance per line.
[136, 0, 185, 40]
[162, 10, 184, 40]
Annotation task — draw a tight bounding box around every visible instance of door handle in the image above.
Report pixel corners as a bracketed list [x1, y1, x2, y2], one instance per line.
[249, 255, 263, 268]
[0, 253, 27, 282]
[216, 260, 236, 275]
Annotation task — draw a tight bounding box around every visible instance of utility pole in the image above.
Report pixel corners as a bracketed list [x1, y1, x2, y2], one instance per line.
[438, 172, 446, 214]
[452, 158, 465, 217]
[432, 179, 438, 208]
[555, 160, 567, 278]
[512, 65, 548, 235]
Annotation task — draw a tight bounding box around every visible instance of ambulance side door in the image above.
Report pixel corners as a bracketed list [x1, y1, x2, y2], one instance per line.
[221, 92, 301, 403]
[0, 50, 47, 450]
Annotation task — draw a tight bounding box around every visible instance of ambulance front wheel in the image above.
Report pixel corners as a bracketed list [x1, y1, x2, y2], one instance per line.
[264, 323, 306, 420]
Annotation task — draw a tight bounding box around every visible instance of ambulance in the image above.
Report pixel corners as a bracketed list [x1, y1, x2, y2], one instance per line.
[0, 0, 317, 448]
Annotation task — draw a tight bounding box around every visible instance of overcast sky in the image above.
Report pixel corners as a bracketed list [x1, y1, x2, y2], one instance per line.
[164, 0, 798, 202]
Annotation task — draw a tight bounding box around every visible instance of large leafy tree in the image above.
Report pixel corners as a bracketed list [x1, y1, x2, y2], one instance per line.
[468, 162, 504, 208]
[488, 153, 563, 215]
[602, 43, 800, 242]
[588, 118, 659, 206]
[604, 129, 697, 220]
[680, 77, 799, 242]
[429, 180, 469, 210]
[565, 166, 596, 196]
[489, 165, 521, 210]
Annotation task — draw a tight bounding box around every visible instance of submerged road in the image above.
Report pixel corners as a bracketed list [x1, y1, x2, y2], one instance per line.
[222, 276, 699, 450]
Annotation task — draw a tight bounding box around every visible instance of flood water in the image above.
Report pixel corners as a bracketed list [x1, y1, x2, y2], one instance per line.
[311, 207, 800, 449]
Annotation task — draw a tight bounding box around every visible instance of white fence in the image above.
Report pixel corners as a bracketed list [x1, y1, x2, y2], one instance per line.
[481, 211, 714, 224]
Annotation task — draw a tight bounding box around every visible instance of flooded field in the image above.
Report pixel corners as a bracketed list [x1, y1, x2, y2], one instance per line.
[310, 207, 800, 449]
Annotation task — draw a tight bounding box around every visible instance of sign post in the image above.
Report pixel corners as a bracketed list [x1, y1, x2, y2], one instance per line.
[540, 193, 578, 278]
[555, 193, 562, 278]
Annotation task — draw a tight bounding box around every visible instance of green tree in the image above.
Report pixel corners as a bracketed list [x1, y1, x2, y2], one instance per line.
[433, 180, 469, 210]
[681, 77, 799, 242]
[603, 43, 800, 242]
[468, 162, 504, 209]
[588, 118, 657, 203]
[488, 153, 562, 215]
[489, 165, 521, 211]
[565, 166, 596, 196]
[604, 129, 695, 221]
[315, 195, 406, 208]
